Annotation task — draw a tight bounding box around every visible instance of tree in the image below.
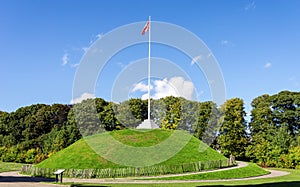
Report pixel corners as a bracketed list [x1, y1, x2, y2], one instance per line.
[72, 98, 104, 136]
[99, 102, 122, 131]
[150, 98, 166, 126]
[218, 98, 248, 159]
[178, 98, 199, 133]
[194, 101, 219, 147]
[115, 100, 142, 128]
[271, 91, 300, 136]
[249, 94, 273, 135]
[246, 94, 274, 161]
[247, 91, 300, 166]
[128, 98, 147, 121]
[271, 124, 292, 154]
[0, 111, 9, 141]
[160, 96, 181, 130]
[161, 101, 181, 130]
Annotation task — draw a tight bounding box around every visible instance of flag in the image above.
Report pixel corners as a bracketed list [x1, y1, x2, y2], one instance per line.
[141, 20, 150, 35]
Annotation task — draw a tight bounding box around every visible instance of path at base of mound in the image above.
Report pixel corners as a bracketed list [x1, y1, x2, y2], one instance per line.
[60, 161, 290, 184]
[0, 162, 290, 185]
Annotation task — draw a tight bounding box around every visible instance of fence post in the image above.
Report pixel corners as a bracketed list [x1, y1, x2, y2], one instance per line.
[199, 161, 201, 171]
[135, 167, 139, 176]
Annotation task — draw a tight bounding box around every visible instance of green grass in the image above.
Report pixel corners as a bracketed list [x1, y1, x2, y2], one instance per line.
[111, 129, 171, 146]
[37, 129, 226, 169]
[0, 161, 24, 173]
[66, 168, 300, 187]
[37, 137, 122, 169]
[147, 162, 269, 180]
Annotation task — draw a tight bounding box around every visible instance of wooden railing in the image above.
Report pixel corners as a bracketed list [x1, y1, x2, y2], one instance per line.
[21, 158, 235, 178]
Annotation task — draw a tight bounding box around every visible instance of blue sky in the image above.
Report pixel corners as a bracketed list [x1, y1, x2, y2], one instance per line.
[1, 0, 300, 117]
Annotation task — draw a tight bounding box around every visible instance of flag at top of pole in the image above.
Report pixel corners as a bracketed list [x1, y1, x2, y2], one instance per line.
[141, 19, 150, 35]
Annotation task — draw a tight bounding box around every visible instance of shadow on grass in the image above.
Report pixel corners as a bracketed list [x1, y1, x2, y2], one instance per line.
[197, 181, 300, 187]
[0, 175, 55, 183]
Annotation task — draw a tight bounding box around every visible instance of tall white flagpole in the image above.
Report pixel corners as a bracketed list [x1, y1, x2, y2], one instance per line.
[147, 16, 151, 120]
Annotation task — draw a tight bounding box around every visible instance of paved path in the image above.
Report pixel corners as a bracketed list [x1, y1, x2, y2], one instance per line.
[61, 161, 289, 184]
[0, 162, 290, 186]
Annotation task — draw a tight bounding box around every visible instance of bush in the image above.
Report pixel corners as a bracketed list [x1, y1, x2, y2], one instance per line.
[35, 152, 48, 163]
[25, 148, 38, 163]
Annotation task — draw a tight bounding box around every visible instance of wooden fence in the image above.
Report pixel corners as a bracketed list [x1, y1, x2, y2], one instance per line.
[21, 158, 235, 178]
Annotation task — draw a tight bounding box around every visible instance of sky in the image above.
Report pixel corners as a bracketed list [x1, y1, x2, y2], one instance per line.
[1, 0, 300, 117]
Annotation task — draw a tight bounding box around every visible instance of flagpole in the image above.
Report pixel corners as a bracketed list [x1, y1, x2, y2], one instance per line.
[147, 16, 151, 121]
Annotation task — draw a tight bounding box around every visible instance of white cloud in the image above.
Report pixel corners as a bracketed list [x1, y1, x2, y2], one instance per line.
[191, 55, 202, 65]
[61, 53, 69, 66]
[207, 53, 213, 58]
[154, 77, 195, 100]
[221, 40, 234, 47]
[221, 40, 229, 45]
[152, 79, 178, 99]
[88, 33, 104, 45]
[117, 62, 125, 68]
[96, 33, 103, 39]
[82, 47, 89, 53]
[134, 77, 195, 100]
[289, 76, 296, 81]
[71, 92, 95, 104]
[245, 1, 256, 11]
[264, 62, 272, 68]
[71, 63, 80, 68]
[208, 79, 215, 85]
[141, 93, 149, 100]
[132, 82, 152, 92]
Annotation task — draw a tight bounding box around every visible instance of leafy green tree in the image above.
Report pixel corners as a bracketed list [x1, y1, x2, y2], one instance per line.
[0, 111, 9, 144]
[246, 94, 274, 162]
[194, 101, 219, 146]
[280, 146, 300, 169]
[271, 91, 300, 136]
[115, 100, 141, 128]
[25, 148, 38, 163]
[99, 102, 122, 131]
[218, 98, 248, 159]
[271, 124, 293, 154]
[246, 138, 271, 166]
[160, 96, 181, 130]
[249, 94, 273, 135]
[150, 99, 166, 127]
[178, 98, 198, 132]
[247, 91, 300, 167]
[72, 99, 104, 136]
[128, 98, 147, 121]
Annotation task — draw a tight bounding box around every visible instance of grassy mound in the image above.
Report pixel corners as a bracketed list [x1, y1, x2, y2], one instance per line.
[37, 129, 226, 169]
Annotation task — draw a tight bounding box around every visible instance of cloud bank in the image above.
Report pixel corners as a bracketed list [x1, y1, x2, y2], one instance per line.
[71, 92, 95, 104]
[132, 76, 195, 100]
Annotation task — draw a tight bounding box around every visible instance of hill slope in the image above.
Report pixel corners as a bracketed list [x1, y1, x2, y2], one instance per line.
[37, 129, 226, 169]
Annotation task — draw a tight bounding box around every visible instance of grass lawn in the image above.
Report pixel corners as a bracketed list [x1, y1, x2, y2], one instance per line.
[0, 161, 24, 173]
[65, 167, 300, 187]
[145, 162, 269, 180]
[37, 129, 226, 169]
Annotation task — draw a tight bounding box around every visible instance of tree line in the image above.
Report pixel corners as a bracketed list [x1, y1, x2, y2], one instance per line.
[0, 90, 300, 169]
